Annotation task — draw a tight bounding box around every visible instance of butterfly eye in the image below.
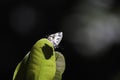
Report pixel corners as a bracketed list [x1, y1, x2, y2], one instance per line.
[48, 36, 53, 40]
[48, 35, 54, 40]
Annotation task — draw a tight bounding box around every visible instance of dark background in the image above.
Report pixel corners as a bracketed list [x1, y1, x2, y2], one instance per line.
[1, 0, 120, 80]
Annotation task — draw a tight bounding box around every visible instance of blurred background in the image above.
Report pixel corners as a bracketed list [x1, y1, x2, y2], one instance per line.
[1, 0, 120, 80]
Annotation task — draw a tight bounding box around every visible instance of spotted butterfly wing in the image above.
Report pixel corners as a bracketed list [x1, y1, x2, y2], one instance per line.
[48, 32, 63, 48]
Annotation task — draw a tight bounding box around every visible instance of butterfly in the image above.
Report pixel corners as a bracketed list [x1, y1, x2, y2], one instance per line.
[48, 32, 63, 48]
